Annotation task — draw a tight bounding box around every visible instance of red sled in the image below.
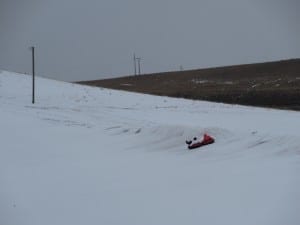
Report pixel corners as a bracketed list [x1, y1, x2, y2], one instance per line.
[186, 134, 215, 150]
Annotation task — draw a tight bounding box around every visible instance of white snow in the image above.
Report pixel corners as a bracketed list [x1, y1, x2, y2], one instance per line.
[1, 71, 300, 225]
[191, 79, 209, 84]
[120, 83, 133, 86]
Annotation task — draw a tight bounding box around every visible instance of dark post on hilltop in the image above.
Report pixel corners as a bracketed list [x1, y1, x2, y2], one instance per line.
[133, 53, 137, 76]
[31, 46, 35, 104]
[137, 57, 141, 75]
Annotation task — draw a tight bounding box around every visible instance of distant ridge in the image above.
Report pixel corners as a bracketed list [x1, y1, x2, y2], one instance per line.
[77, 59, 300, 110]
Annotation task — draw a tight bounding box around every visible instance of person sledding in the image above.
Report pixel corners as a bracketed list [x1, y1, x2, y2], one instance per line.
[186, 133, 215, 149]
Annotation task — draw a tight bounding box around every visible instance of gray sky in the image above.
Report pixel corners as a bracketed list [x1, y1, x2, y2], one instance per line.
[0, 0, 299, 81]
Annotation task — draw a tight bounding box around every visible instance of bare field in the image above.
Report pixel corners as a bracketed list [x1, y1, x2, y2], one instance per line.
[78, 59, 300, 110]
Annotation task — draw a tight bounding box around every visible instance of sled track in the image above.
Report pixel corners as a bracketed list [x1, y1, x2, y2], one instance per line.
[105, 123, 233, 153]
[104, 122, 300, 161]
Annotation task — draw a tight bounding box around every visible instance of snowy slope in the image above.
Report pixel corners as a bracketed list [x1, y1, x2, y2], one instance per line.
[1, 70, 300, 225]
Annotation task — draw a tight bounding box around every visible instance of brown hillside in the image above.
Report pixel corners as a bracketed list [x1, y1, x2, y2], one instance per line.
[77, 59, 300, 110]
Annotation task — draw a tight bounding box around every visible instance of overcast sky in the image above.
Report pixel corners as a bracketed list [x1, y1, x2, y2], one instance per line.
[0, 0, 299, 81]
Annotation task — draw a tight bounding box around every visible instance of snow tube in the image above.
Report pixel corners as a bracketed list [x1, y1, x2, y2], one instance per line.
[187, 134, 215, 149]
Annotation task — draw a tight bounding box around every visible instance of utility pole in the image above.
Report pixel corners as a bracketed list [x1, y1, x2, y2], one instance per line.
[133, 53, 137, 75]
[136, 57, 141, 75]
[31, 46, 35, 104]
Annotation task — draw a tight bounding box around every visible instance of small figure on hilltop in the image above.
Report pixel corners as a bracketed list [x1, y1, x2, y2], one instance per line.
[186, 133, 215, 149]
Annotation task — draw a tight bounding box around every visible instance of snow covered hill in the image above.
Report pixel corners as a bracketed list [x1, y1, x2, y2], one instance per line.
[1, 70, 300, 225]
